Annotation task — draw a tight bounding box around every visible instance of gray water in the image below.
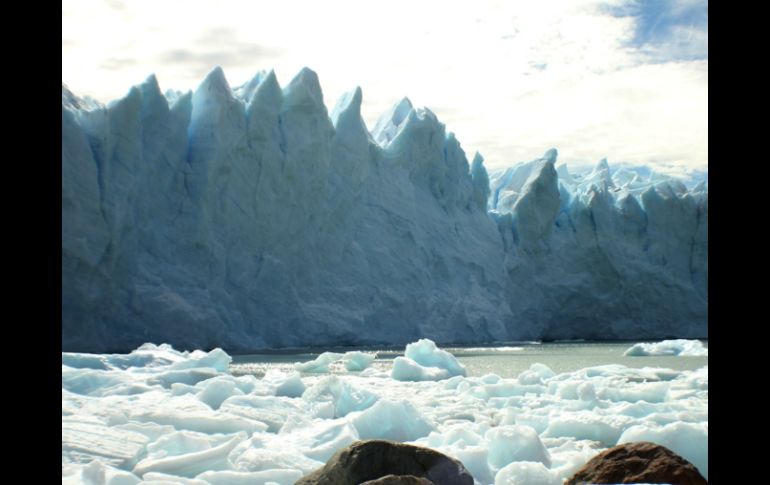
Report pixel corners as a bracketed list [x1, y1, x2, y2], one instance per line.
[229, 341, 708, 378]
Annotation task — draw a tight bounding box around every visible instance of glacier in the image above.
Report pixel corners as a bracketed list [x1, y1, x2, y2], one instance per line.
[62, 67, 707, 352]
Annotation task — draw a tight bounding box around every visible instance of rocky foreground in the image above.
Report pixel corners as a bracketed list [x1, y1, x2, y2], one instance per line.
[298, 440, 708, 485]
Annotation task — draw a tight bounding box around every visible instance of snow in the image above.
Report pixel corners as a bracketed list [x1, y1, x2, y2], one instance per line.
[62, 67, 707, 353]
[62, 342, 707, 484]
[624, 339, 708, 356]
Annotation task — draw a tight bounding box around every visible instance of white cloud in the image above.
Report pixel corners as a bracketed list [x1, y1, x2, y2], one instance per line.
[62, 0, 707, 176]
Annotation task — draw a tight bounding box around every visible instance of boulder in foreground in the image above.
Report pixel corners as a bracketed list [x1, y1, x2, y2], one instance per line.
[296, 439, 474, 485]
[565, 441, 707, 484]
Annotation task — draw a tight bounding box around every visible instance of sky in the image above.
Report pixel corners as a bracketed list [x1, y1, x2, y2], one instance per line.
[62, 0, 707, 177]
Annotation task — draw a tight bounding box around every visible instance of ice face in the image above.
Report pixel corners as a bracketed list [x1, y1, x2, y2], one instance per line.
[62, 342, 708, 484]
[62, 68, 707, 352]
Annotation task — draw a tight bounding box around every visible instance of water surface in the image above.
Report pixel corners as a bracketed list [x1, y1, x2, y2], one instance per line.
[230, 341, 708, 378]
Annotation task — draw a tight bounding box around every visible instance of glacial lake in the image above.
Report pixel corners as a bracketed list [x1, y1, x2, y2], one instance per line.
[229, 341, 708, 378]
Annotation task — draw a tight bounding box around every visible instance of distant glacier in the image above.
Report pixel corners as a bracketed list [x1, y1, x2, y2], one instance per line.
[62, 67, 707, 352]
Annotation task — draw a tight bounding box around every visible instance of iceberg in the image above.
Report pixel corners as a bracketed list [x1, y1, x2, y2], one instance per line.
[62, 67, 707, 352]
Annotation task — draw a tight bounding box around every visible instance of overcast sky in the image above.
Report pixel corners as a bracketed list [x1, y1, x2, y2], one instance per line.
[62, 0, 707, 176]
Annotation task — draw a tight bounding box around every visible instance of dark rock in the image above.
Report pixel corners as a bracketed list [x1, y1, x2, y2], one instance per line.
[565, 441, 707, 485]
[360, 475, 435, 485]
[295, 439, 474, 485]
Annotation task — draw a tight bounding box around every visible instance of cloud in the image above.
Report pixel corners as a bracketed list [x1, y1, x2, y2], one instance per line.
[603, 0, 708, 61]
[157, 41, 285, 79]
[99, 57, 137, 70]
[62, 0, 707, 177]
[104, 0, 126, 10]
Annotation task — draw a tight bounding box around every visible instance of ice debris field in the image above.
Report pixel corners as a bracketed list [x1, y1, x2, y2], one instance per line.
[62, 67, 707, 353]
[62, 341, 708, 484]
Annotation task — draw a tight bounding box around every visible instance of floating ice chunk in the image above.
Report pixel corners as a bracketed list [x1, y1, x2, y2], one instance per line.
[599, 381, 669, 403]
[220, 395, 304, 432]
[624, 339, 708, 356]
[302, 376, 379, 418]
[447, 446, 494, 485]
[148, 369, 221, 388]
[359, 367, 388, 378]
[480, 374, 502, 384]
[350, 399, 434, 441]
[682, 365, 708, 391]
[294, 352, 344, 373]
[443, 426, 484, 446]
[72, 344, 219, 372]
[517, 363, 556, 384]
[486, 425, 551, 471]
[494, 461, 562, 485]
[170, 383, 199, 396]
[62, 352, 109, 370]
[195, 469, 303, 485]
[415, 425, 493, 482]
[392, 340, 467, 381]
[230, 374, 261, 394]
[618, 421, 708, 479]
[576, 382, 596, 401]
[543, 412, 635, 446]
[62, 417, 149, 467]
[546, 440, 602, 481]
[195, 377, 244, 410]
[130, 395, 269, 434]
[615, 401, 660, 418]
[405, 339, 467, 376]
[274, 373, 306, 397]
[62, 460, 140, 485]
[143, 430, 235, 461]
[297, 419, 361, 462]
[168, 348, 231, 372]
[230, 437, 323, 474]
[133, 432, 246, 477]
[391, 356, 451, 381]
[469, 381, 545, 400]
[342, 351, 376, 371]
[62, 367, 138, 396]
[97, 344, 188, 370]
[113, 421, 175, 442]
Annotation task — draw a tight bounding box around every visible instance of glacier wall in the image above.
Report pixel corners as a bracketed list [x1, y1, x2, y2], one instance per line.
[62, 67, 707, 352]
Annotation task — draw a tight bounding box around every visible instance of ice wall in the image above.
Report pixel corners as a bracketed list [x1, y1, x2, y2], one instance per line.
[61, 68, 707, 352]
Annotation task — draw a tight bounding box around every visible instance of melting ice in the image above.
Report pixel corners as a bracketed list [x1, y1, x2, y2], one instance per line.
[62, 340, 708, 484]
